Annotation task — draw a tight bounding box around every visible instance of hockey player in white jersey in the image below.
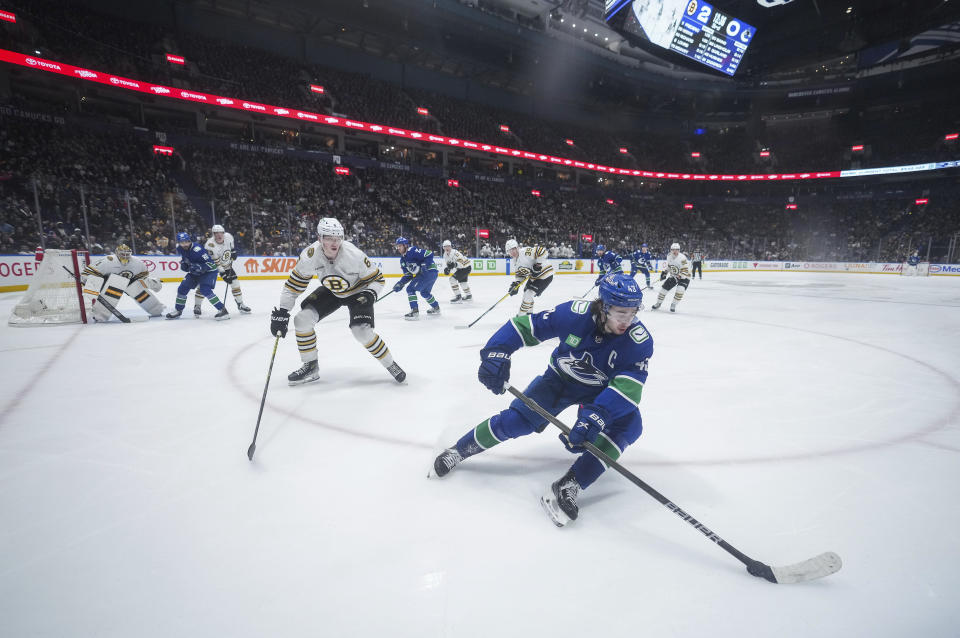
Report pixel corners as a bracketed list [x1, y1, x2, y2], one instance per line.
[505, 239, 554, 315]
[651, 242, 691, 313]
[269, 217, 406, 385]
[194, 224, 251, 316]
[441, 239, 473, 303]
[81, 244, 165, 321]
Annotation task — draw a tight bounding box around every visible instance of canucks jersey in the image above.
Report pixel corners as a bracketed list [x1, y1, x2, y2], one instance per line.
[399, 246, 438, 280]
[178, 243, 219, 276]
[665, 252, 692, 279]
[597, 251, 624, 276]
[281, 240, 384, 309]
[83, 253, 149, 282]
[485, 299, 653, 422]
[204, 233, 236, 270]
[511, 245, 553, 282]
[442, 248, 471, 272]
[907, 254, 920, 267]
[630, 250, 652, 270]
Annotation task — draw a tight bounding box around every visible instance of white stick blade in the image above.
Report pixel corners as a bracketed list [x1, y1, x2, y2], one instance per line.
[771, 551, 842, 584]
[454, 325, 472, 330]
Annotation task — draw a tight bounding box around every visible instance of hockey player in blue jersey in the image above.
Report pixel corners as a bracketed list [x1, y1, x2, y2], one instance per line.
[430, 273, 653, 527]
[166, 231, 229, 320]
[629, 243, 654, 289]
[593, 244, 624, 286]
[393, 237, 441, 320]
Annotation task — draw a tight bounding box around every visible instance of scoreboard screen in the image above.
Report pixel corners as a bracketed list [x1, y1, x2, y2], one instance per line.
[606, 0, 756, 77]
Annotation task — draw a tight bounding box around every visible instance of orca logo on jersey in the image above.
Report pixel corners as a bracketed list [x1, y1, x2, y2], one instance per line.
[555, 351, 609, 387]
[321, 275, 351, 293]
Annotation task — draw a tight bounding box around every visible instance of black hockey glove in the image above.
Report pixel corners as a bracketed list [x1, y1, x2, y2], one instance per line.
[478, 349, 511, 395]
[507, 280, 523, 296]
[222, 268, 238, 284]
[443, 266, 452, 276]
[270, 307, 290, 338]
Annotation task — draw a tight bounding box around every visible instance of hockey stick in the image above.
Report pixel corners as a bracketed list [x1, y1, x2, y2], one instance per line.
[247, 334, 281, 461]
[580, 283, 597, 299]
[454, 290, 510, 330]
[375, 289, 395, 304]
[504, 383, 842, 584]
[62, 266, 131, 323]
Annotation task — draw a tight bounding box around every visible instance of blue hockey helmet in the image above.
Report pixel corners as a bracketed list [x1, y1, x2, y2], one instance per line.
[176, 231, 191, 243]
[595, 244, 606, 253]
[395, 237, 410, 246]
[598, 274, 642, 308]
[641, 243, 648, 248]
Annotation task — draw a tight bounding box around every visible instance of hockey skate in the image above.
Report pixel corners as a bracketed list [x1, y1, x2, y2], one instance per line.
[670, 304, 677, 313]
[165, 310, 182, 319]
[238, 303, 252, 314]
[288, 360, 319, 386]
[193, 305, 201, 318]
[404, 309, 420, 321]
[426, 306, 441, 317]
[540, 469, 581, 527]
[429, 447, 463, 478]
[462, 293, 472, 301]
[214, 308, 231, 321]
[449, 294, 462, 304]
[651, 302, 662, 310]
[387, 362, 406, 383]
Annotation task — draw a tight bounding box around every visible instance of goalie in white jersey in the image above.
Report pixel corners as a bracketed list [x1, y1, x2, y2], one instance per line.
[269, 217, 406, 385]
[441, 239, 473, 303]
[194, 224, 251, 316]
[651, 242, 691, 313]
[505, 239, 554, 315]
[81, 244, 165, 321]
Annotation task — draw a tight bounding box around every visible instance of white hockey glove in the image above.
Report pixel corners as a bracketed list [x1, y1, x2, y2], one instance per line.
[146, 277, 162, 292]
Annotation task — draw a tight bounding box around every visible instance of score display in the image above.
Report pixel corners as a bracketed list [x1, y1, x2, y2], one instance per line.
[606, 0, 756, 76]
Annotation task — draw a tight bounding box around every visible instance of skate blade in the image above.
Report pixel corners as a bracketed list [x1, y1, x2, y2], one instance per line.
[540, 495, 571, 528]
[288, 375, 320, 387]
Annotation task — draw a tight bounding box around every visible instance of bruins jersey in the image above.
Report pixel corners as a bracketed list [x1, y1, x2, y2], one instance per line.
[512, 245, 553, 282]
[442, 248, 471, 272]
[82, 254, 149, 282]
[279, 240, 384, 310]
[204, 233, 236, 269]
[665, 252, 692, 279]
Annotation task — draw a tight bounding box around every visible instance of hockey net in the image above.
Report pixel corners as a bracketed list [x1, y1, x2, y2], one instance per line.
[8, 249, 90, 325]
[900, 261, 930, 277]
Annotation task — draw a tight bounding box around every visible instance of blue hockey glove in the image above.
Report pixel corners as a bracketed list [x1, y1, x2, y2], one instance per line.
[392, 280, 404, 293]
[568, 404, 609, 447]
[594, 274, 604, 286]
[478, 348, 511, 395]
[180, 260, 190, 273]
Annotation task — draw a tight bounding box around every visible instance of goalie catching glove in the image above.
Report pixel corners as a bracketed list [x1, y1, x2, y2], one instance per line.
[270, 307, 290, 338]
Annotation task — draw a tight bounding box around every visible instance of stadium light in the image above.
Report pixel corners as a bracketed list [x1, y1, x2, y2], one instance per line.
[945, 133, 959, 141]
[915, 198, 928, 205]
[690, 152, 701, 158]
[565, 139, 574, 146]
[683, 203, 694, 210]
[619, 147, 628, 154]
[447, 179, 460, 187]
[606, 199, 615, 205]
[851, 144, 864, 152]
[531, 190, 541, 197]
[760, 150, 771, 157]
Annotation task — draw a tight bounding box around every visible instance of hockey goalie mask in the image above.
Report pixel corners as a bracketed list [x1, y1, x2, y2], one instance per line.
[116, 244, 132, 264]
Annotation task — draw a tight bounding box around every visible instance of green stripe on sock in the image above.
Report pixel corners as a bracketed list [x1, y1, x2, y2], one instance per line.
[591, 432, 622, 467]
[609, 375, 644, 404]
[474, 419, 501, 449]
[510, 314, 540, 346]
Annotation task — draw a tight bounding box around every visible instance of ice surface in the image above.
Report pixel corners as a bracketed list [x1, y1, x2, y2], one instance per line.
[1, 272, 959, 637]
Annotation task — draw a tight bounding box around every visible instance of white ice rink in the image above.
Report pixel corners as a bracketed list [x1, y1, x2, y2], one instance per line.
[1, 271, 959, 637]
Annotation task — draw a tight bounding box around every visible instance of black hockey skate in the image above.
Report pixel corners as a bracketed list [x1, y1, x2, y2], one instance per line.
[651, 301, 662, 310]
[540, 469, 581, 527]
[430, 447, 463, 478]
[462, 293, 473, 301]
[165, 310, 182, 319]
[193, 305, 201, 318]
[426, 306, 441, 317]
[238, 303, 252, 314]
[404, 310, 420, 321]
[214, 308, 231, 321]
[449, 294, 462, 304]
[387, 362, 406, 383]
[288, 360, 319, 386]
[670, 304, 677, 313]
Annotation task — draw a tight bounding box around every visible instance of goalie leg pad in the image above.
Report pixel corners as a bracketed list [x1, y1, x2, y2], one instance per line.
[125, 280, 165, 316]
[102, 274, 129, 305]
[82, 275, 105, 308]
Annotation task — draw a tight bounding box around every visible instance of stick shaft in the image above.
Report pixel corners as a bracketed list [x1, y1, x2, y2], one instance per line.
[505, 384, 755, 569]
[248, 335, 281, 460]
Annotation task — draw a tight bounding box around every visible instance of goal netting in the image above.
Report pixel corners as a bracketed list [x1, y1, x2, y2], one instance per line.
[8, 249, 90, 325]
[900, 261, 930, 277]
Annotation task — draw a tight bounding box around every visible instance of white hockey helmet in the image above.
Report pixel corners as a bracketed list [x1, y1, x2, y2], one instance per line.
[442, 239, 452, 248]
[670, 242, 681, 250]
[211, 224, 225, 233]
[317, 217, 344, 238]
[505, 239, 519, 253]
